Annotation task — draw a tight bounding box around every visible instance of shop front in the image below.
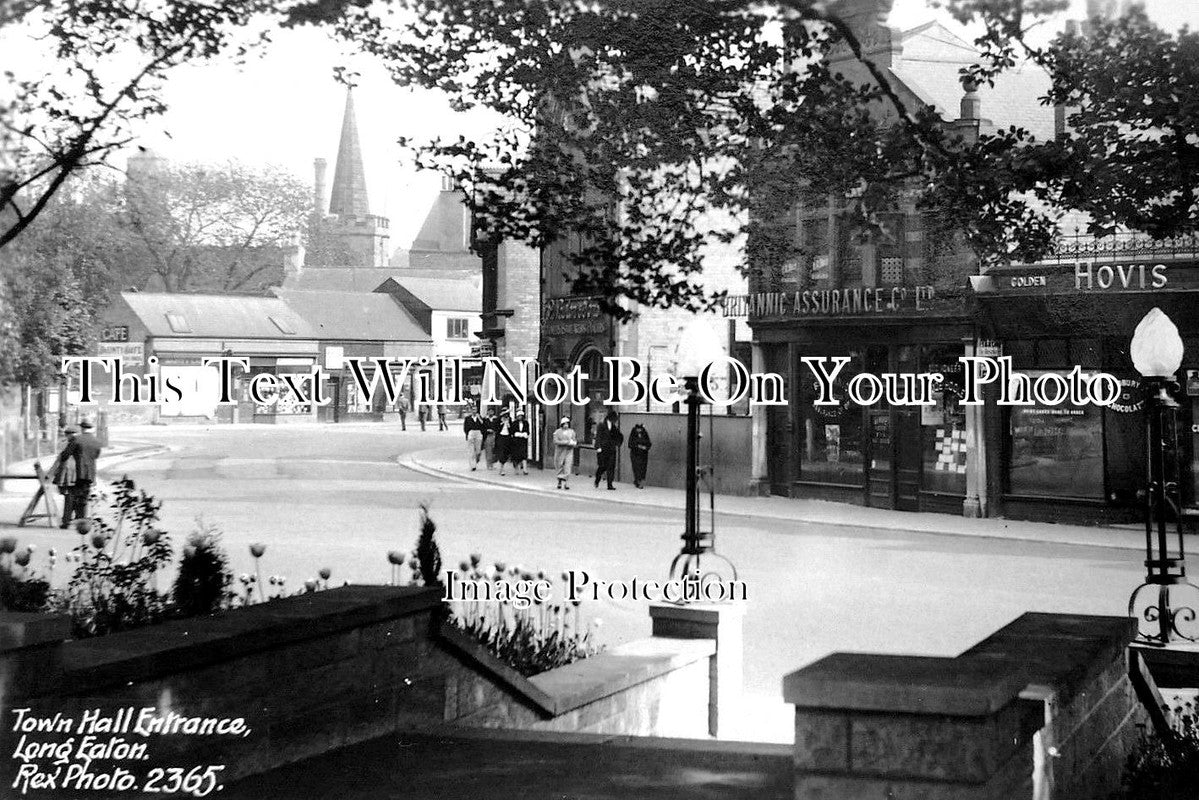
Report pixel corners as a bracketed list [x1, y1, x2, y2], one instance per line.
[973, 260, 1199, 526]
[741, 286, 975, 515]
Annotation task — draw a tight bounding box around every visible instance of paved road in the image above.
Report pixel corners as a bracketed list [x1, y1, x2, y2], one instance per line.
[0, 423, 1146, 741]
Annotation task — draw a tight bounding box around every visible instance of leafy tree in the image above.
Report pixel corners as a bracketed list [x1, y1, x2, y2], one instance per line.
[286, 0, 1198, 315]
[0, 0, 274, 249]
[123, 159, 310, 293]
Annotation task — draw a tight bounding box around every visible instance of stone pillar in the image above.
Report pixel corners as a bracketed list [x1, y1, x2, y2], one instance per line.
[649, 603, 744, 738]
[749, 343, 769, 496]
[784, 613, 1140, 800]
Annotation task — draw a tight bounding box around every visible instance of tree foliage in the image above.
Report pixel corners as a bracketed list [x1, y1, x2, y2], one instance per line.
[124, 159, 310, 293]
[0, 161, 306, 388]
[0, 0, 275, 249]
[286, 0, 1199, 315]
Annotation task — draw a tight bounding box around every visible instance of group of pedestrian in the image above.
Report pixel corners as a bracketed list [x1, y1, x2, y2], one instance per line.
[397, 393, 450, 432]
[588, 413, 653, 489]
[463, 406, 530, 475]
[466, 408, 653, 492]
[50, 419, 102, 529]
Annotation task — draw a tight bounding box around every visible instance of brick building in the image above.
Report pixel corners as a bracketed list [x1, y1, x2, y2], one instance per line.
[733, 6, 1055, 515]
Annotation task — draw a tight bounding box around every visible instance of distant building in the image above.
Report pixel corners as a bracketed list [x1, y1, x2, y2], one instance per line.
[272, 289, 432, 422]
[92, 292, 320, 424]
[306, 90, 391, 268]
[374, 275, 484, 404]
[406, 176, 486, 273]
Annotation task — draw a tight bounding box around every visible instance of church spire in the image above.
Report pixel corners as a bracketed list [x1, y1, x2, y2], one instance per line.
[328, 88, 370, 217]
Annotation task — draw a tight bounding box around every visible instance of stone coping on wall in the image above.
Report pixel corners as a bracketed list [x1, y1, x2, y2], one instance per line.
[783, 612, 1138, 716]
[224, 727, 793, 800]
[437, 621, 716, 718]
[9, 584, 443, 698]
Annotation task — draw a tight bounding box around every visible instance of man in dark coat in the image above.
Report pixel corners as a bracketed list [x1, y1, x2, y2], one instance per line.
[593, 411, 623, 490]
[60, 418, 102, 528]
[628, 423, 652, 488]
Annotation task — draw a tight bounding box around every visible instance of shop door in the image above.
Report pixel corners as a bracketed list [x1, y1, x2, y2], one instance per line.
[866, 409, 893, 508]
[767, 405, 792, 496]
[895, 409, 921, 511]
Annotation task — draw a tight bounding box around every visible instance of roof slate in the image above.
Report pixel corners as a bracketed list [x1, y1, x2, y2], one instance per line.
[273, 290, 430, 342]
[119, 293, 318, 339]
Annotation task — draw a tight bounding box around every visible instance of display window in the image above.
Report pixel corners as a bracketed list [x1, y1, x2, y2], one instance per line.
[921, 345, 967, 495]
[1007, 371, 1105, 499]
[798, 350, 864, 485]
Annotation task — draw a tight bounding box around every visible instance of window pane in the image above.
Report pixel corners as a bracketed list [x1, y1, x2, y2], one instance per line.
[1008, 373, 1104, 498]
[798, 353, 863, 485]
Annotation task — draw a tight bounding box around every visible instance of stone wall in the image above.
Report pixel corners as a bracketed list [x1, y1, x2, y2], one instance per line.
[783, 613, 1142, 800]
[619, 411, 754, 495]
[1, 586, 716, 790]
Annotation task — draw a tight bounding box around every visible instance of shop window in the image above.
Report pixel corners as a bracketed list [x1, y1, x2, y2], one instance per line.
[1007, 371, 1104, 499]
[921, 344, 968, 495]
[344, 381, 373, 414]
[798, 351, 864, 485]
[446, 317, 471, 340]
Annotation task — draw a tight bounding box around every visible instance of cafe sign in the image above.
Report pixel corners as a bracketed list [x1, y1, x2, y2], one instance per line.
[723, 286, 938, 319]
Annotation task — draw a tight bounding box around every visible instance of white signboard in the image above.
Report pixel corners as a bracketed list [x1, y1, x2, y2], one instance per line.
[97, 342, 145, 366]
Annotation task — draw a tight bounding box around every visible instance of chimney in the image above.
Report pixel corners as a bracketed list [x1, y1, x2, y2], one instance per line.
[313, 158, 327, 217]
[960, 80, 981, 121]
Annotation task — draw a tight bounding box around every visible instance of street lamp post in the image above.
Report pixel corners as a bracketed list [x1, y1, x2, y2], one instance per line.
[1127, 308, 1199, 645]
[668, 320, 737, 593]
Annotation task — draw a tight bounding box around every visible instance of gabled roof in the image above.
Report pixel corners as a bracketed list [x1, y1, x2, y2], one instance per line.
[374, 275, 481, 312]
[118, 292, 317, 339]
[272, 289, 430, 342]
[892, 21, 1056, 141]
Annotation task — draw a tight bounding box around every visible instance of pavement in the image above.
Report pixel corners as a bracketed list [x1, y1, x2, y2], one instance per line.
[403, 445, 1152, 552]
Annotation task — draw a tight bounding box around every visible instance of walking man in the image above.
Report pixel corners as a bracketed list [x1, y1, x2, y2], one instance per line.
[417, 402, 427, 432]
[397, 392, 409, 431]
[464, 407, 485, 470]
[628, 423, 652, 488]
[437, 405, 448, 431]
[510, 409, 531, 475]
[593, 411, 623, 490]
[553, 417, 576, 489]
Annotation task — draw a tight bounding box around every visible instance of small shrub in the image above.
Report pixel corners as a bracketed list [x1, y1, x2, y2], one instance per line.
[172, 519, 231, 617]
[1115, 697, 1199, 799]
[415, 505, 442, 587]
[55, 477, 172, 637]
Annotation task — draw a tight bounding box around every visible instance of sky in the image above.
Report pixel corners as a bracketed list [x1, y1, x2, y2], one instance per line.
[11, 0, 1199, 248]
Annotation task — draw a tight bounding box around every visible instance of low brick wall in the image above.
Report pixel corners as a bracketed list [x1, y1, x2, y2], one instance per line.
[0, 586, 716, 790]
[440, 625, 713, 736]
[783, 613, 1141, 800]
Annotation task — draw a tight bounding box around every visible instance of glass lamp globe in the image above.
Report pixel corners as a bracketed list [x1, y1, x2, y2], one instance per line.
[1130, 307, 1184, 378]
[673, 318, 727, 379]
